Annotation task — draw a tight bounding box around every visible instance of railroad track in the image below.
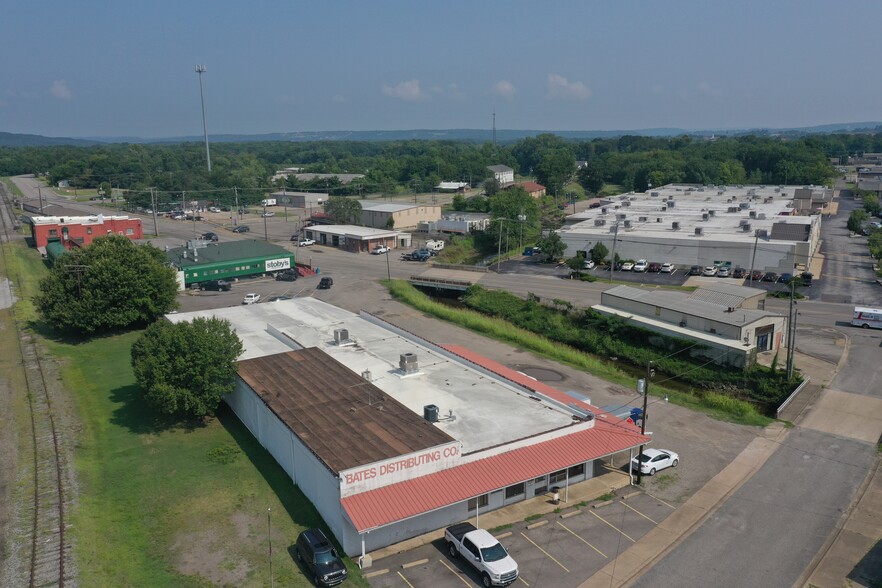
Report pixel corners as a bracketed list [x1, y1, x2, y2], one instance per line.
[0, 182, 74, 587]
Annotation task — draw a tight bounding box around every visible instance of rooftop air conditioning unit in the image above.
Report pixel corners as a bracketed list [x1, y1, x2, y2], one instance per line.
[601, 207, 608, 214]
[638, 216, 648, 222]
[757, 213, 766, 220]
[742, 223, 752, 232]
[739, 202, 750, 210]
[708, 209, 716, 216]
[657, 217, 662, 223]
[749, 210, 757, 219]
[651, 191, 660, 197]
[614, 205, 621, 210]
[739, 219, 749, 226]
[594, 219, 606, 227]
[667, 200, 676, 208]
[616, 213, 627, 220]
[334, 328, 349, 344]
[423, 404, 439, 423]
[672, 221, 680, 230]
[758, 229, 768, 238]
[695, 227, 704, 236]
[727, 207, 739, 213]
[623, 220, 632, 228]
[702, 213, 709, 221]
[623, 200, 631, 207]
[399, 353, 419, 374]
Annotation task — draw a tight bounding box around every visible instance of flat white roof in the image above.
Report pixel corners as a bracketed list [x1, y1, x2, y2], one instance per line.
[167, 299, 576, 454]
[561, 184, 817, 244]
[359, 201, 439, 213]
[307, 224, 402, 238]
[30, 215, 132, 225]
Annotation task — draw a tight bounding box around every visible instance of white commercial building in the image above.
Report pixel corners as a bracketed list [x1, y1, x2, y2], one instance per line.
[168, 299, 647, 559]
[559, 184, 823, 274]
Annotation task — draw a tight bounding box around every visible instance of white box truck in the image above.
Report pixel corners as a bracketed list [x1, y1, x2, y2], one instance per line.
[261, 198, 277, 207]
[851, 307, 882, 329]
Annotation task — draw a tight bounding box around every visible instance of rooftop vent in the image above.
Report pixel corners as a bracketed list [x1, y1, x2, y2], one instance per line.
[739, 219, 749, 227]
[594, 219, 606, 227]
[739, 202, 750, 210]
[742, 223, 752, 232]
[623, 219, 632, 228]
[749, 210, 757, 219]
[601, 207, 608, 214]
[399, 353, 419, 374]
[702, 213, 709, 221]
[623, 200, 631, 207]
[672, 221, 681, 230]
[334, 328, 350, 344]
[657, 217, 662, 223]
[695, 227, 704, 236]
[708, 209, 716, 217]
[616, 213, 627, 220]
[423, 404, 439, 423]
[651, 191, 660, 197]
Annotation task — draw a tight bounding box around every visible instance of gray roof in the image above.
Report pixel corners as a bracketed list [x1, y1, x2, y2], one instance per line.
[166, 239, 291, 268]
[295, 173, 365, 185]
[487, 165, 513, 173]
[687, 283, 765, 308]
[359, 200, 436, 213]
[603, 285, 777, 327]
[770, 221, 811, 241]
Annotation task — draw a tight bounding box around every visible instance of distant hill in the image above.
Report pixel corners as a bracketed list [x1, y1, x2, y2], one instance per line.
[0, 132, 102, 147]
[3, 122, 882, 147]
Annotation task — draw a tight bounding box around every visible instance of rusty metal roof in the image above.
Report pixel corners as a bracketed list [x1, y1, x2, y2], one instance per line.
[237, 348, 455, 474]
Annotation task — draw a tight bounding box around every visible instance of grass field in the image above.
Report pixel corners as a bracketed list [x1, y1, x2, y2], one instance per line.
[3, 238, 366, 586]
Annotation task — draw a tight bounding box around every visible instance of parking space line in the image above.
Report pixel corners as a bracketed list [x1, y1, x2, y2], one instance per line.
[518, 576, 530, 586]
[397, 570, 416, 587]
[556, 521, 607, 558]
[643, 491, 677, 510]
[621, 501, 658, 524]
[590, 510, 635, 542]
[519, 532, 570, 572]
[438, 558, 474, 587]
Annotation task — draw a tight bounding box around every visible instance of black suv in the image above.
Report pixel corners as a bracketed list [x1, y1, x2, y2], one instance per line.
[199, 279, 231, 291]
[276, 269, 299, 282]
[318, 277, 333, 289]
[232, 225, 250, 233]
[295, 528, 347, 586]
[201, 232, 219, 242]
[688, 265, 702, 276]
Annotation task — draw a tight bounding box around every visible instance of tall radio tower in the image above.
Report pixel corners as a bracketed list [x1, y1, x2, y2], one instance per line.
[195, 65, 212, 173]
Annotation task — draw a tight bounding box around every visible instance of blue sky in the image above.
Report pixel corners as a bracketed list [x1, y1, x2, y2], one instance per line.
[2, 1, 879, 138]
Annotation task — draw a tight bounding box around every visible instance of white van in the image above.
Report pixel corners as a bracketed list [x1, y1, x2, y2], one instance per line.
[851, 307, 882, 329]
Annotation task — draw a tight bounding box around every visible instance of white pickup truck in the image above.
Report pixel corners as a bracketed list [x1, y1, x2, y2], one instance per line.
[445, 523, 518, 587]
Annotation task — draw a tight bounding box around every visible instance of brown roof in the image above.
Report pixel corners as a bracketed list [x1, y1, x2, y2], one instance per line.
[236, 348, 455, 474]
[769, 222, 811, 242]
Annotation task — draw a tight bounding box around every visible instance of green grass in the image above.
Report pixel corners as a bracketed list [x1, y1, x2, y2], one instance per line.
[596, 492, 616, 502]
[489, 523, 513, 533]
[524, 514, 542, 522]
[599, 184, 625, 197]
[385, 280, 771, 427]
[0, 241, 366, 586]
[1, 176, 24, 197]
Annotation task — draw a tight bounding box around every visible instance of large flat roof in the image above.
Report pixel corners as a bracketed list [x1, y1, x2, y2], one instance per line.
[237, 348, 455, 474]
[358, 201, 439, 213]
[165, 239, 292, 268]
[167, 298, 577, 454]
[562, 183, 817, 244]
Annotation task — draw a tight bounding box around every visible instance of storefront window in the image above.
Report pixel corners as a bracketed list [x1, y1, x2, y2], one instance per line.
[504, 483, 525, 500]
[568, 463, 585, 478]
[467, 494, 488, 511]
[549, 469, 567, 484]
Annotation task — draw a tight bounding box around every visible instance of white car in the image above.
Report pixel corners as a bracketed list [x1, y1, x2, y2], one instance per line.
[702, 266, 718, 276]
[633, 259, 649, 272]
[717, 266, 731, 278]
[262, 211, 275, 217]
[208, 206, 220, 213]
[631, 448, 679, 476]
[621, 262, 635, 271]
[583, 259, 596, 270]
[660, 263, 675, 273]
[298, 239, 315, 247]
[242, 293, 261, 305]
[372, 246, 390, 255]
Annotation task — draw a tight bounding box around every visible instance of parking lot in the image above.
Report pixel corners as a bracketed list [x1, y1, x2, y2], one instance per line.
[366, 490, 675, 588]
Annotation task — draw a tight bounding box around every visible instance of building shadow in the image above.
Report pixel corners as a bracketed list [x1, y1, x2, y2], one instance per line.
[848, 536, 882, 586]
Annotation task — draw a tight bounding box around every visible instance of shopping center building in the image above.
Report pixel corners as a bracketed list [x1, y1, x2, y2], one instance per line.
[168, 298, 649, 560]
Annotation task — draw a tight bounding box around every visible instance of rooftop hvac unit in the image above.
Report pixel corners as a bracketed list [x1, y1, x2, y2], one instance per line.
[695, 227, 704, 236]
[334, 328, 349, 344]
[623, 220, 632, 228]
[742, 223, 752, 232]
[757, 213, 766, 220]
[639, 216, 648, 222]
[672, 221, 680, 230]
[667, 200, 676, 208]
[601, 207, 608, 214]
[749, 210, 757, 219]
[702, 213, 709, 221]
[616, 213, 627, 220]
[718, 191, 724, 195]
[775, 187, 781, 193]
[727, 207, 739, 213]
[739, 202, 750, 210]
[423, 404, 439, 423]
[594, 219, 606, 226]
[651, 191, 660, 197]
[657, 217, 662, 223]
[708, 209, 716, 216]
[739, 219, 749, 226]
[623, 200, 631, 207]
[758, 229, 768, 238]
[399, 353, 419, 374]
[614, 204, 621, 209]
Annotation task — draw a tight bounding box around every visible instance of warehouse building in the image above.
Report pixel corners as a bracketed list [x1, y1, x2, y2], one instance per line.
[593, 283, 786, 368]
[269, 190, 327, 209]
[358, 201, 442, 230]
[559, 184, 822, 274]
[165, 239, 294, 288]
[301, 224, 411, 252]
[167, 299, 649, 560]
[26, 214, 143, 250]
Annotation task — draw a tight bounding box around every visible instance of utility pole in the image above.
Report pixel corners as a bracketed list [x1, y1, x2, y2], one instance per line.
[195, 65, 212, 173]
[38, 186, 44, 211]
[786, 279, 797, 379]
[263, 205, 268, 241]
[267, 507, 273, 588]
[636, 360, 653, 485]
[150, 187, 159, 236]
[609, 222, 619, 283]
[748, 229, 760, 287]
[233, 187, 239, 225]
[492, 111, 497, 147]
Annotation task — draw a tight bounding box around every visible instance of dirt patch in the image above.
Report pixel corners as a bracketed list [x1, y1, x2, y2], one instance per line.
[173, 526, 252, 587]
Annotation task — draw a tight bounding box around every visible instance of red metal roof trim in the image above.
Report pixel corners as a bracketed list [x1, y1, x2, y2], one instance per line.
[341, 345, 649, 533]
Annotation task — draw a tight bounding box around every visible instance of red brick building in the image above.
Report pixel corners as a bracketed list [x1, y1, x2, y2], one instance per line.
[27, 215, 143, 249]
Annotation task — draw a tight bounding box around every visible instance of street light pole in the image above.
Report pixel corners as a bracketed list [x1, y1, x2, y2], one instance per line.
[609, 222, 619, 283]
[636, 360, 653, 485]
[195, 65, 212, 173]
[786, 280, 798, 379]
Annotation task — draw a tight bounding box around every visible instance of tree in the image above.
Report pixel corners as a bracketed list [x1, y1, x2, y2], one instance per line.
[590, 242, 609, 264]
[131, 317, 244, 418]
[847, 209, 868, 233]
[483, 177, 501, 196]
[536, 232, 566, 262]
[34, 235, 178, 334]
[535, 149, 576, 199]
[324, 196, 362, 224]
[577, 162, 604, 194]
[565, 254, 586, 274]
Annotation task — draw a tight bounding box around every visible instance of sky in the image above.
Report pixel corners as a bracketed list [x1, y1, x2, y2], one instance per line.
[2, 0, 880, 139]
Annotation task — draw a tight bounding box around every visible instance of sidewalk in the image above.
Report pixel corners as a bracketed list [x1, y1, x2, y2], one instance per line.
[367, 466, 634, 562]
[579, 422, 789, 588]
